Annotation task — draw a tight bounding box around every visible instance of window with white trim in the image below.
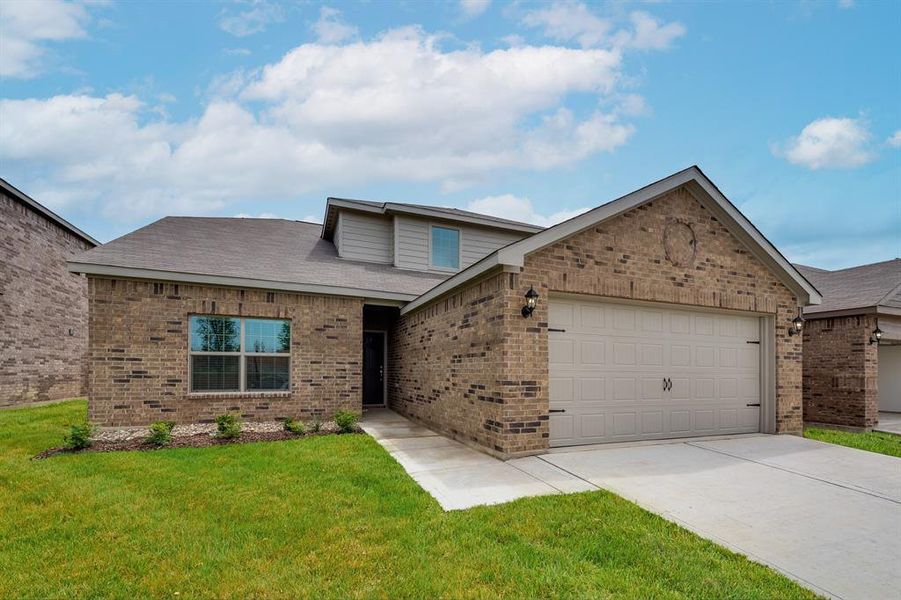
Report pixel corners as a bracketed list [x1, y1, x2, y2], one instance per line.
[430, 225, 460, 270]
[189, 316, 290, 392]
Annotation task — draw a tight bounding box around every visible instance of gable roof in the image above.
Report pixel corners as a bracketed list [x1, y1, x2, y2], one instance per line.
[796, 259, 901, 318]
[401, 166, 822, 315]
[322, 197, 544, 241]
[69, 217, 448, 302]
[1, 177, 99, 247]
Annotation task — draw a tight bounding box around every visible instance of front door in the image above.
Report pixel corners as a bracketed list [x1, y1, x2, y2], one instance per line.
[363, 331, 386, 406]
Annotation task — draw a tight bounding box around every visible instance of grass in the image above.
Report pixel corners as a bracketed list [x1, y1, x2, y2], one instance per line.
[0, 401, 816, 599]
[804, 426, 901, 458]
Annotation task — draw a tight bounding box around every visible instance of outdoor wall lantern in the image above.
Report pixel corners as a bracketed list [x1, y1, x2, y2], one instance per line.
[522, 286, 539, 318]
[870, 326, 883, 345]
[788, 309, 804, 336]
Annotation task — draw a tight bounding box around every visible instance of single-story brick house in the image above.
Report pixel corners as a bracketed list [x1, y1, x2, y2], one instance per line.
[69, 166, 822, 458]
[1, 178, 98, 407]
[796, 260, 901, 430]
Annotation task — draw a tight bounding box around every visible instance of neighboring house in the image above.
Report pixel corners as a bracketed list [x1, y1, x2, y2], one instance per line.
[1, 178, 99, 407]
[796, 260, 901, 429]
[69, 166, 821, 458]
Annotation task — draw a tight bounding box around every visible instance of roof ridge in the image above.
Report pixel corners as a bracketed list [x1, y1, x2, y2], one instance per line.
[876, 277, 901, 308]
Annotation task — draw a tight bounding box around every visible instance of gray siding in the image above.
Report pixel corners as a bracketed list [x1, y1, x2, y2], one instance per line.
[336, 211, 393, 264]
[394, 214, 526, 272]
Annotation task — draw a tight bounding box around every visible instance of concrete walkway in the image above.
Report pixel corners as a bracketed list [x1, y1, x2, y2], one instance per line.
[361, 408, 597, 510]
[363, 408, 901, 600]
[876, 411, 901, 434]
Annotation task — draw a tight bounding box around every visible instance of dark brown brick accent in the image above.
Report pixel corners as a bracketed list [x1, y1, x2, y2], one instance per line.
[803, 314, 880, 428]
[87, 277, 363, 426]
[390, 186, 802, 458]
[1, 192, 93, 407]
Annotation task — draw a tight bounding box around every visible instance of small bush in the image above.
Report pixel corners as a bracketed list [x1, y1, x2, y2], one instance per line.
[215, 413, 242, 439]
[334, 410, 359, 434]
[64, 423, 94, 450]
[147, 421, 175, 446]
[283, 418, 305, 435]
[311, 418, 322, 433]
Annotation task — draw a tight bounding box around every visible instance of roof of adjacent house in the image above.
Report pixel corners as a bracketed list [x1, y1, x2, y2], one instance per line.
[1, 178, 99, 247]
[69, 217, 449, 301]
[321, 197, 544, 240]
[795, 259, 901, 318]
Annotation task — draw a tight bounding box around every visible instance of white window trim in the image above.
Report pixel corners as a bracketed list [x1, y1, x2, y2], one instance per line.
[188, 316, 291, 394]
[428, 223, 462, 272]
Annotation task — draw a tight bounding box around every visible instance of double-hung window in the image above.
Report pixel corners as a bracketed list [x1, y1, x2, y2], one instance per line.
[430, 225, 460, 270]
[189, 316, 291, 392]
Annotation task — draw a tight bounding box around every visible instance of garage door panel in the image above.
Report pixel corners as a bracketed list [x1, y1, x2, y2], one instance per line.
[549, 297, 762, 446]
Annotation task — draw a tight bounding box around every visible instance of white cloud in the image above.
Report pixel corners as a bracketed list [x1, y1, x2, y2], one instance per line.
[466, 194, 590, 228]
[0, 0, 97, 78]
[522, 2, 611, 48]
[1, 25, 665, 223]
[460, 0, 491, 19]
[775, 117, 874, 170]
[234, 212, 281, 219]
[311, 7, 358, 44]
[887, 130, 901, 148]
[302, 214, 322, 224]
[522, 3, 684, 50]
[218, 0, 283, 37]
[838, 0, 855, 8]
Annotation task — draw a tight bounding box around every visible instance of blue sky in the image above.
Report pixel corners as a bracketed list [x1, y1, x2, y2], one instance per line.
[1, 0, 898, 269]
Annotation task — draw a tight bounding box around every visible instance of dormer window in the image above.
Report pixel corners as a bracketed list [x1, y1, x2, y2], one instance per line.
[430, 225, 460, 270]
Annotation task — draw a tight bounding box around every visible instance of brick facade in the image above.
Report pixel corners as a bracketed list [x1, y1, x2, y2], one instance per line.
[87, 277, 363, 426]
[1, 192, 93, 407]
[802, 314, 879, 428]
[390, 186, 802, 458]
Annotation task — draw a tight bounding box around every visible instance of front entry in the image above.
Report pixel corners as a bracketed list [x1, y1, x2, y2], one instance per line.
[363, 331, 386, 406]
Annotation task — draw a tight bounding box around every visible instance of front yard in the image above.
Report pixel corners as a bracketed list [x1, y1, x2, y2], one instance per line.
[0, 401, 815, 599]
[804, 426, 901, 458]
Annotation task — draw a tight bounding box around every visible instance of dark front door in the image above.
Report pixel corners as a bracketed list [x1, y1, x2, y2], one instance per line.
[363, 331, 386, 406]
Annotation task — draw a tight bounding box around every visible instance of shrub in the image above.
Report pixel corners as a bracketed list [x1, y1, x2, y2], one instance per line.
[64, 423, 94, 450]
[310, 418, 322, 433]
[147, 421, 175, 446]
[215, 413, 242, 439]
[283, 418, 305, 435]
[334, 410, 359, 434]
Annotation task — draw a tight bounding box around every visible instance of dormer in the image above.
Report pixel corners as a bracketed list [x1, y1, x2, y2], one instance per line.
[321, 198, 543, 274]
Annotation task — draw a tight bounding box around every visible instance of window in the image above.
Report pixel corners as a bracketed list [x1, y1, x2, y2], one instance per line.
[430, 225, 460, 270]
[189, 316, 290, 392]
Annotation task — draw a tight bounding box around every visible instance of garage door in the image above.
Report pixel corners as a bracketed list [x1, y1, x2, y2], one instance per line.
[549, 297, 761, 446]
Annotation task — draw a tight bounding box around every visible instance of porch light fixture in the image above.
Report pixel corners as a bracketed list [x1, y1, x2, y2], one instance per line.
[870, 326, 883, 345]
[788, 309, 804, 336]
[522, 286, 539, 318]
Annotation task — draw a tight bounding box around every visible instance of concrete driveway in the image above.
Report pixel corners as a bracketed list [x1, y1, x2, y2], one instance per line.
[543, 435, 901, 600]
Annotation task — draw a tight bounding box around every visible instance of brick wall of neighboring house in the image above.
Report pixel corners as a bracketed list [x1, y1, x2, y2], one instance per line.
[0, 192, 93, 407]
[803, 314, 879, 428]
[87, 277, 363, 426]
[390, 186, 802, 458]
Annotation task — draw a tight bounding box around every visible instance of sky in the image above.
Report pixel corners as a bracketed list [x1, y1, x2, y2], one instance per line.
[0, 0, 898, 269]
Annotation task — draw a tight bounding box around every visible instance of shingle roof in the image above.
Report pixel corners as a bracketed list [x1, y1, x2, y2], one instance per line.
[69, 217, 450, 299]
[795, 259, 901, 316]
[322, 197, 544, 240]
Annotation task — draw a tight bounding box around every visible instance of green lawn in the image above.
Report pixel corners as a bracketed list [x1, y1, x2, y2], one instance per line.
[0, 401, 816, 599]
[805, 426, 901, 458]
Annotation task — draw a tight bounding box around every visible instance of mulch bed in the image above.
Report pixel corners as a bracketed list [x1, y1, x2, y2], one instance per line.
[33, 429, 362, 460]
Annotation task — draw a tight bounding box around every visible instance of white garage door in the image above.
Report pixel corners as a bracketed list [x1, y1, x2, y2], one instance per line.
[549, 297, 761, 446]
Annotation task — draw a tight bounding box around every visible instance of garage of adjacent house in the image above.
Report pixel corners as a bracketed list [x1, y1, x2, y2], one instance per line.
[548, 297, 763, 446]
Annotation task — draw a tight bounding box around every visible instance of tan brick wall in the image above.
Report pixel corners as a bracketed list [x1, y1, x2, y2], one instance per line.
[391, 186, 802, 457]
[803, 314, 879, 428]
[87, 277, 363, 426]
[1, 192, 93, 407]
